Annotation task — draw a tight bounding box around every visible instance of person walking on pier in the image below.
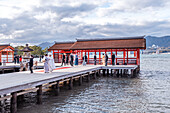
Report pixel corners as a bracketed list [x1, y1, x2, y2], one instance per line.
[105, 53, 108, 66]
[75, 54, 78, 66]
[112, 53, 115, 65]
[66, 54, 69, 65]
[29, 55, 34, 73]
[48, 54, 56, 73]
[43, 54, 49, 73]
[102, 53, 105, 65]
[94, 54, 97, 65]
[61, 53, 65, 66]
[19, 55, 22, 63]
[70, 53, 74, 66]
[82, 54, 86, 66]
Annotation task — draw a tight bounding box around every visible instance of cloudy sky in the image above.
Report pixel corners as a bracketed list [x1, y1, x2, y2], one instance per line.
[0, 0, 170, 46]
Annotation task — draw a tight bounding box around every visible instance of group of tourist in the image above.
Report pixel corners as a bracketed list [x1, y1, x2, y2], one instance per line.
[23, 52, 116, 74]
[102, 53, 115, 66]
[61, 53, 74, 66]
[60, 53, 116, 66]
[14, 55, 22, 64]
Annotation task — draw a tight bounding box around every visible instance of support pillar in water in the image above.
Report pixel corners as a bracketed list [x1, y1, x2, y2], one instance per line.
[103, 69, 106, 76]
[94, 71, 97, 79]
[107, 69, 109, 76]
[54, 81, 60, 96]
[87, 72, 90, 82]
[111, 69, 113, 76]
[79, 75, 82, 86]
[10, 92, 17, 113]
[37, 85, 42, 104]
[69, 78, 73, 90]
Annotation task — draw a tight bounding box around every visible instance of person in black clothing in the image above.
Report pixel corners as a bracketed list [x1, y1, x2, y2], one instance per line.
[105, 53, 108, 66]
[85, 54, 87, 63]
[112, 53, 115, 65]
[61, 53, 65, 66]
[14, 55, 17, 64]
[94, 54, 96, 65]
[16, 55, 19, 64]
[29, 55, 34, 73]
[66, 54, 69, 65]
[70, 53, 74, 66]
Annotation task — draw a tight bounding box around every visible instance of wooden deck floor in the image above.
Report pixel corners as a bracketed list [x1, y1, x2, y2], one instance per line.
[0, 65, 137, 95]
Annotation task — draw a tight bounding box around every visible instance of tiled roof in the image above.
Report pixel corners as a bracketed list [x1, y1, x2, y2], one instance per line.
[48, 42, 75, 50]
[0, 45, 12, 51]
[71, 36, 146, 50]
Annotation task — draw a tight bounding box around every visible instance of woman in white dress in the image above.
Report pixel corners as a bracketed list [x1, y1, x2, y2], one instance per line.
[48, 54, 56, 73]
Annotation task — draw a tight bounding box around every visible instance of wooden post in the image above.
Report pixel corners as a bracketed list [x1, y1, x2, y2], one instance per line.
[103, 69, 106, 76]
[120, 69, 123, 77]
[116, 69, 119, 77]
[54, 81, 60, 96]
[0, 95, 5, 113]
[69, 78, 73, 90]
[94, 71, 97, 79]
[10, 92, 17, 113]
[73, 79, 76, 85]
[107, 69, 109, 76]
[37, 85, 42, 104]
[79, 75, 82, 86]
[98, 70, 101, 77]
[64, 81, 67, 86]
[131, 69, 134, 77]
[87, 72, 90, 82]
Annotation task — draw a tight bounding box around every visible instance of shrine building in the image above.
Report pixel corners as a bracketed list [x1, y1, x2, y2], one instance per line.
[0, 44, 14, 63]
[48, 36, 146, 66]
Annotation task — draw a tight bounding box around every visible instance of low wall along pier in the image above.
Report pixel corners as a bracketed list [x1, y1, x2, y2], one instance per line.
[0, 65, 139, 113]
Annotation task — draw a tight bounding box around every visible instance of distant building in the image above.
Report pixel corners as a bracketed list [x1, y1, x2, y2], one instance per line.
[0, 44, 14, 63]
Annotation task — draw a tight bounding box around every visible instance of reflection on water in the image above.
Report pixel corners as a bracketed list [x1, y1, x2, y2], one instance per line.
[17, 54, 170, 113]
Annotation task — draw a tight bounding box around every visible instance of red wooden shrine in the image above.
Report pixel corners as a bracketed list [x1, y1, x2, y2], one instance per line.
[0, 44, 14, 63]
[48, 36, 146, 66]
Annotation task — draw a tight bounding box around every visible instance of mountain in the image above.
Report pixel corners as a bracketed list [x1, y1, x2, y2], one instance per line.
[145, 36, 170, 47]
[38, 36, 170, 49]
[38, 42, 54, 50]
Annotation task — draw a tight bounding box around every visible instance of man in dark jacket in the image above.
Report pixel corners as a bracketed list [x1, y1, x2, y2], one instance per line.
[112, 53, 115, 65]
[85, 54, 87, 63]
[94, 54, 96, 65]
[70, 53, 74, 66]
[29, 55, 34, 73]
[61, 53, 65, 66]
[105, 53, 108, 66]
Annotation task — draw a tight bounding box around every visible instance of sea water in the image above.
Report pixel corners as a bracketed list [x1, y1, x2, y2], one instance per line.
[17, 54, 170, 113]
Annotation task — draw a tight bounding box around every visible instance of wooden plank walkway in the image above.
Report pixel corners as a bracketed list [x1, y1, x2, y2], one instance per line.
[0, 65, 138, 113]
[0, 65, 137, 95]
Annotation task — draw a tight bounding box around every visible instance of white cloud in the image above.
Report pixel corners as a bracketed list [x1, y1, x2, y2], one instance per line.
[0, 0, 170, 45]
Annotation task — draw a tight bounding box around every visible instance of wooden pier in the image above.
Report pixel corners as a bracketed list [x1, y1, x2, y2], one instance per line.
[0, 65, 138, 113]
[0, 66, 20, 74]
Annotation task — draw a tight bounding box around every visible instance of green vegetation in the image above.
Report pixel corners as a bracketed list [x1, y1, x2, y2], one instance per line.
[15, 46, 48, 55]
